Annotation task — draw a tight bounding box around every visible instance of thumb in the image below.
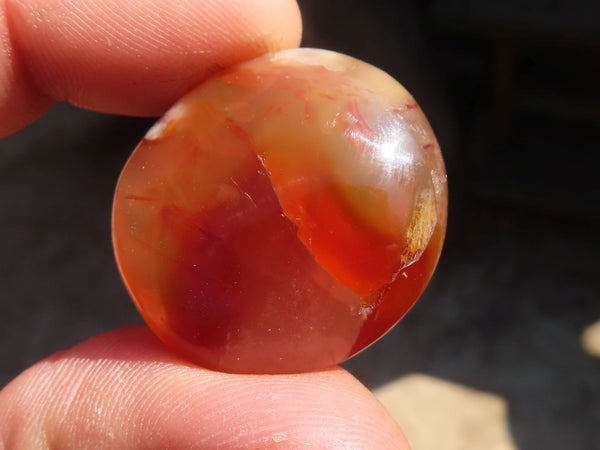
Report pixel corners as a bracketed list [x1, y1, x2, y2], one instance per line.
[0, 325, 409, 449]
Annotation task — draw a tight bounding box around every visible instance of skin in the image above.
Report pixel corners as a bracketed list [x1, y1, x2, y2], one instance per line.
[0, 0, 410, 448]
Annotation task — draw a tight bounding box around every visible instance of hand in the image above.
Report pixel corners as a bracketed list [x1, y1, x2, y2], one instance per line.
[0, 0, 409, 447]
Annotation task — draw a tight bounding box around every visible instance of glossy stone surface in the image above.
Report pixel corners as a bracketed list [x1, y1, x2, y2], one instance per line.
[112, 48, 447, 374]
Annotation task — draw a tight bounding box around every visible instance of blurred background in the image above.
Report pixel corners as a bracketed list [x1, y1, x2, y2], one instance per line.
[1, 0, 599, 448]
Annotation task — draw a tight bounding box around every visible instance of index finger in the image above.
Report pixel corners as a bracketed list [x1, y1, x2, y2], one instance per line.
[0, 0, 302, 137]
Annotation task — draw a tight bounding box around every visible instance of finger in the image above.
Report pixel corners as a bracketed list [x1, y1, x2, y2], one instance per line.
[1, 0, 302, 137]
[0, 326, 409, 449]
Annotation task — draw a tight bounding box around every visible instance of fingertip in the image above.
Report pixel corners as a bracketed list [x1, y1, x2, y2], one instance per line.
[0, 2, 52, 138]
[0, 326, 408, 449]
[3, 0, 303, 121]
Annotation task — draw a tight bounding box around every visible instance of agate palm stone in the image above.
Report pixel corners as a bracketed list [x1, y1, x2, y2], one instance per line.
[112, 48, 447, 374]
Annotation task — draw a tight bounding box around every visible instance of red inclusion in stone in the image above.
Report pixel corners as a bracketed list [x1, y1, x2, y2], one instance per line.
[112, 48, 447, 373]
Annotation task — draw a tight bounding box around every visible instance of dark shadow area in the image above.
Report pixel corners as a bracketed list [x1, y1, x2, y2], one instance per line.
[0, 107, 149, 383]
[1, 1, 599, 449]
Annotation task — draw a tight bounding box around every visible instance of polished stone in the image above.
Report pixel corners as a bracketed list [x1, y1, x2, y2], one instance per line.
[112, 49, 447, 373]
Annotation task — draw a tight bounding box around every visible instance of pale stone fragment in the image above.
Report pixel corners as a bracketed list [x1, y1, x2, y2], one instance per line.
[374, 374, 517, 450]
[582, 319, 600, 358]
